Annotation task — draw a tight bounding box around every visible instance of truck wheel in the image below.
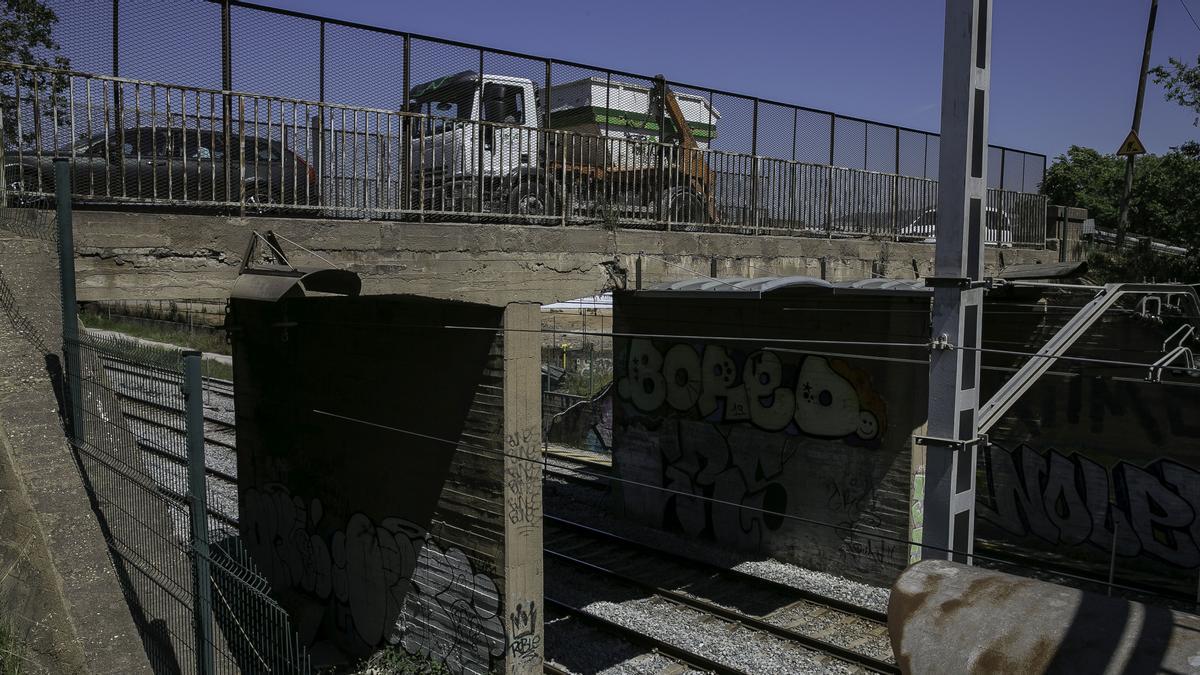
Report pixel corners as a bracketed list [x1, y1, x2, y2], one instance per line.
[243, 184, 277, 215]
[661, 187, 708, 226]
[5, 167, 49, 207]
[507, 182, 556, 219]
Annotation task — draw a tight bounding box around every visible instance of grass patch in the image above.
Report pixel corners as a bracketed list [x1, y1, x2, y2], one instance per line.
[0, 620, 27, 675]
[80, 310, 231, 356]
[79, 313, 234, 381]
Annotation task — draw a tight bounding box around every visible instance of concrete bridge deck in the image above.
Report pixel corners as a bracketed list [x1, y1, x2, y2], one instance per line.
[66, 210, 1051, 305]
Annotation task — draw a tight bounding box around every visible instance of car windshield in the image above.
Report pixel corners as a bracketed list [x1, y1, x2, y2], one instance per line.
[59, 133, 106, 154]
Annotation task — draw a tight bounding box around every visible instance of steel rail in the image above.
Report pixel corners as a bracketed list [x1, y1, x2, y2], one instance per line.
[100, 354, 235, 393]
[544, 596, 747, 675]
[545, 515, 888, 624]
[119, 406, 237, 451]
[135, 437, 238, 485]
[545, 548, 897, 674]
[110, 387, 235, 431]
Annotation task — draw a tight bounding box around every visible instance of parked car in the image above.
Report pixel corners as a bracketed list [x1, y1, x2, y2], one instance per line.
[4, 127, 319, 210]
[897, 207, 1013, 247]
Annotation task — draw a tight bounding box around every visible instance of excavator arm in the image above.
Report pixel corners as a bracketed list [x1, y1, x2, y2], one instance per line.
[650, 75, 718, 223]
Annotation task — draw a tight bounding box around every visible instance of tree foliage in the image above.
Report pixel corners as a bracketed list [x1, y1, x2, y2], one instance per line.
[0, 0, 68, 147]
[1151, 55, 1200, 126]
[1042, 144, 1200, 282]
[1042, 144, 1200, 251]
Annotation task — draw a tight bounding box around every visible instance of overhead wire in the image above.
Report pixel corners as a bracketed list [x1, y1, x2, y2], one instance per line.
[296, 319, 1200, 378]
[1180, 0, 1200, 34]
[311, 406, 1189, 603]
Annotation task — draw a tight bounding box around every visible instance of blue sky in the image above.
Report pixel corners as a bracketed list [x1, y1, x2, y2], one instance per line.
[246, 0, 1200, 161]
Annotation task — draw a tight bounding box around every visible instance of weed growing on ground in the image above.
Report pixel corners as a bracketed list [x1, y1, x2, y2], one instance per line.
[80, 310, 231, 356]
[0, 620, 26, 675]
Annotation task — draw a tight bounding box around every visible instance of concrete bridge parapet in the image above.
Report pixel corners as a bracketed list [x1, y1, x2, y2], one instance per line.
[63, 210, 1052, 305]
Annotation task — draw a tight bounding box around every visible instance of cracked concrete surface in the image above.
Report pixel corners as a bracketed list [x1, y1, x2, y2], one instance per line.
[63, 209, 1050, 305]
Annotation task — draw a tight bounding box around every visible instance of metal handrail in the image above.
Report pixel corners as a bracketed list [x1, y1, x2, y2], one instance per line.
[0, 62, 1049, 244]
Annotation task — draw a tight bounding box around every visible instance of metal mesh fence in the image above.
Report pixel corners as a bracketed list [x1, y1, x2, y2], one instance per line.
[67, 332, 310, 673]
[17, 0, 1049, 243]
[0, 198, 314, 673]
[39, 0, 1043, 187]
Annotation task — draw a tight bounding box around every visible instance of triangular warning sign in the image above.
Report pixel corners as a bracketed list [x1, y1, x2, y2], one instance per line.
[1116, 130, 1147, 156]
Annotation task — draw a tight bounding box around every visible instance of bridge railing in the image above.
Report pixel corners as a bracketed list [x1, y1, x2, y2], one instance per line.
[0, 63, 1048, 247]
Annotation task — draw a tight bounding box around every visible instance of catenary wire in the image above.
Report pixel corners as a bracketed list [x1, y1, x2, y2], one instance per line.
[312, 407, 1183, 601]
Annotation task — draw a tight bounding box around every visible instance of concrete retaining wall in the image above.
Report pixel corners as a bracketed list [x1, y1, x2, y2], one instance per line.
[228, 294, 543, 673]
[63, 209, 1051, 305]
[0, 232, 151, 673]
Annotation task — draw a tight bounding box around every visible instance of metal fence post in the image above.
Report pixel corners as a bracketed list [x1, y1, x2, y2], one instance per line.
[221, 0, 234, 216]
[112, 0, 120, 76]
[55, 159, 83, 446]
[893, 127, 901, 239]
[184, 351, 215, 675]
[319, 20, 326, 104]
[826, 115, 836, 237]
[750, 98, 759, 234]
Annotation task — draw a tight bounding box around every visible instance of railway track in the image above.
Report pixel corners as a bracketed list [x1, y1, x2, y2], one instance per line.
[545, 596, 750, 675]
[99, 354, 241, 529]
[545, 516, 897, 674]
[97, 360, 895, 672]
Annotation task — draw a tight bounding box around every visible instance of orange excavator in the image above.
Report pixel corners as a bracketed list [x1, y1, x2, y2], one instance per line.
[649, 74, 719, 223]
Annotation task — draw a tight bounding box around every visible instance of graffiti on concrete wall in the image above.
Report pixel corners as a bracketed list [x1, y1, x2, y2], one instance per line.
[657, 423, 793, 550]
[980, 444, 1200, 570]
[617, 339, 887, 442]
[615, 340, 893, 560]
[242, 483, 505, 673]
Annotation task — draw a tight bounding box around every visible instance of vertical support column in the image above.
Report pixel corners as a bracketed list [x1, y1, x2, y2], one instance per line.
[501, 303, 543, 674]
[183, 351, 214, 675]
[921, 0, 991, 563]
[55, 159, 83, 447]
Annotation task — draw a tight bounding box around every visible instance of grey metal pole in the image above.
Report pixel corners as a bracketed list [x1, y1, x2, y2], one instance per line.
[1116, 0, 1158, 248]
[921, 0, 992, 563]
[55, 159, 83, 446]
[183, 351, 215, 675]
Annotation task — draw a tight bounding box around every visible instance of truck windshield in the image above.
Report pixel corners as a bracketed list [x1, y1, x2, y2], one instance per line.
[412, 82, 476, 136]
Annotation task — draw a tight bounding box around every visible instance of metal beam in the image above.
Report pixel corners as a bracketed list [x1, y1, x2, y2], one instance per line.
[921, 0, 992, 563]
[977, 282, 1200, 433]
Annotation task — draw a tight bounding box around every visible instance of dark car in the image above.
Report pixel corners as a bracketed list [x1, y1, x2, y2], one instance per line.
[5, 127, 319, 210]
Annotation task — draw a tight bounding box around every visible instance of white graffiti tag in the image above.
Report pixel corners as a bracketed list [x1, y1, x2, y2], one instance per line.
[618, 340, 885, 441]
[242, 483, 504, 672]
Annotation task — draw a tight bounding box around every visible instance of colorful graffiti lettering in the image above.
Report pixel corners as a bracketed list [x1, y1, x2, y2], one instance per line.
[242, 483, 505, 672]
[980, 444, 1200, 569]
[617, 340, 886, 441]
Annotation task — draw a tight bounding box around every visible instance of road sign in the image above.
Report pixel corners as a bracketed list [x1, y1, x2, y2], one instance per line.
[1116, 129, 1147, 157]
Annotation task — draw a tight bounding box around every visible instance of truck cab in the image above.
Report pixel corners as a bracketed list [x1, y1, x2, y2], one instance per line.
[408, 71, 541, 212]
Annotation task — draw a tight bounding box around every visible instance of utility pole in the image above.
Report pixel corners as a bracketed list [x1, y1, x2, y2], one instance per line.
[1116, 0, 1159, 248]
[920, 0, 991, 563]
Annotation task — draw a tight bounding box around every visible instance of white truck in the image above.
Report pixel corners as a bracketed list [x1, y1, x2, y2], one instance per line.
[406, 70, 721, 222]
